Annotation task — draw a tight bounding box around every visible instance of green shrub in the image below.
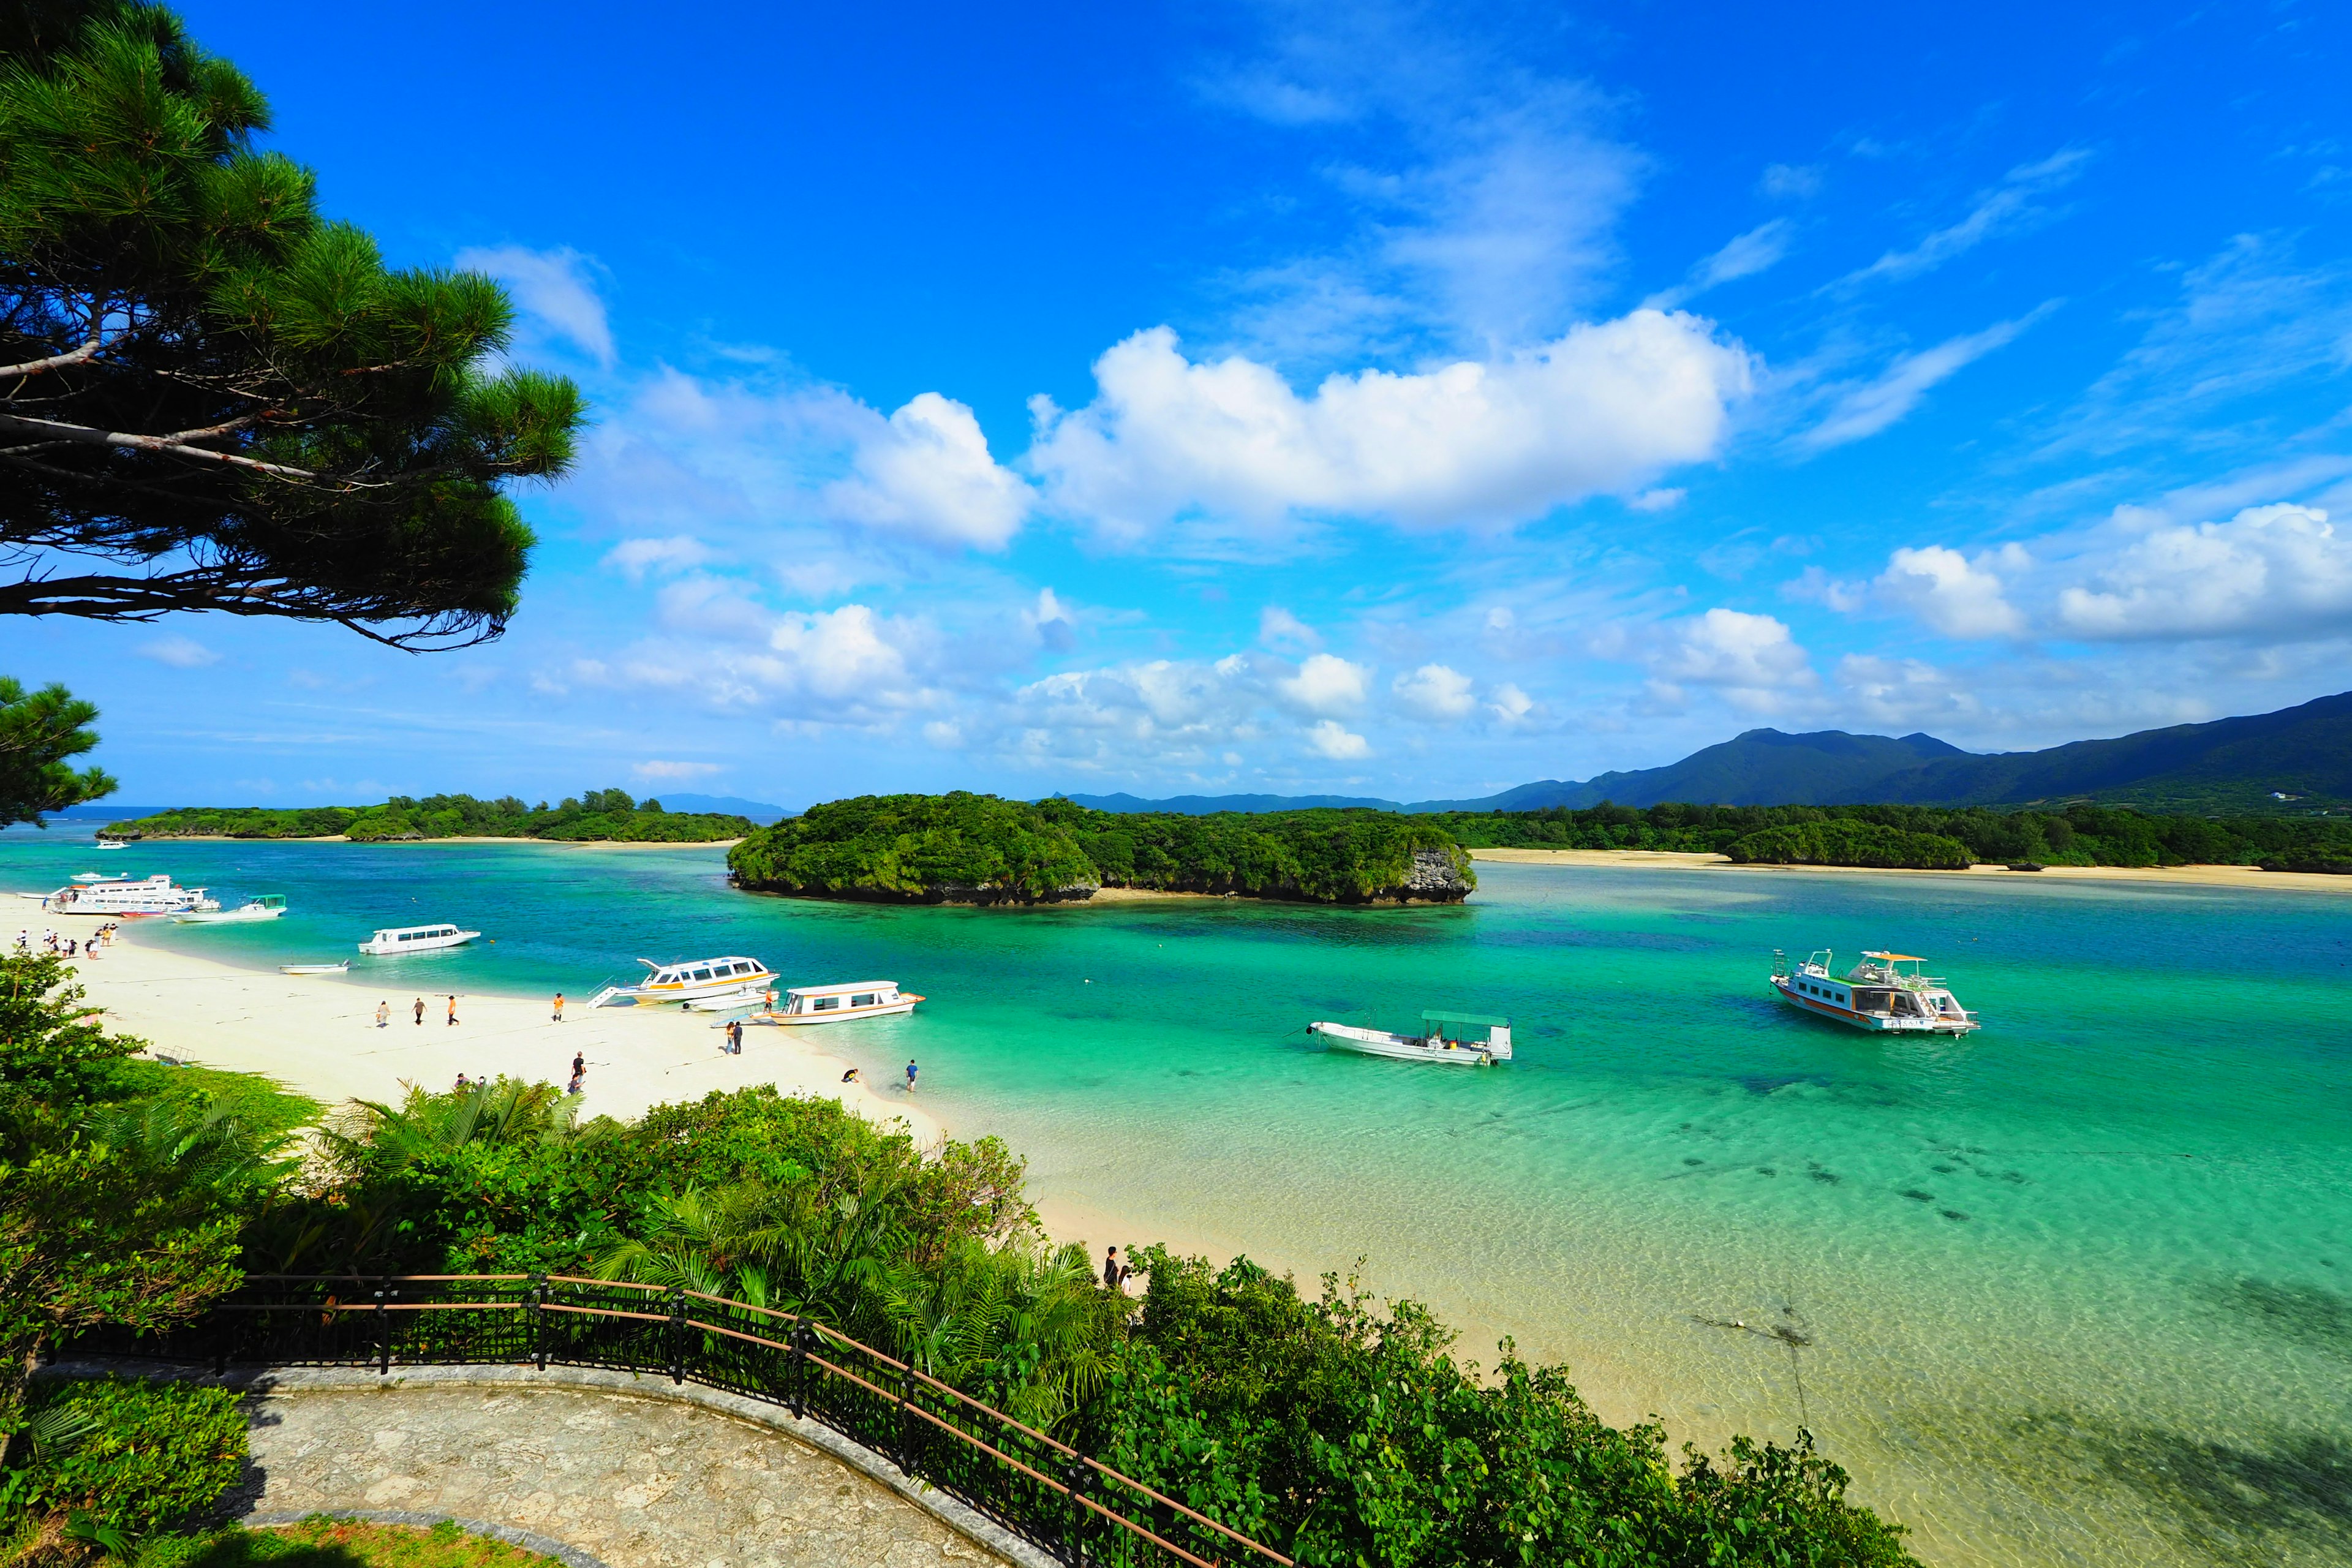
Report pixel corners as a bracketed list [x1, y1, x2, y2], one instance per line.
[1724, 820, 1973, 870]
[4, 1378, 245, 1537]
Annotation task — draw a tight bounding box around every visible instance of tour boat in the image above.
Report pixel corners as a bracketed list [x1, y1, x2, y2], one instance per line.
[176, 895, 288, 924]
[1310, 1010, 1514, 1066]
[1770, 949, 1980, 1033]
[70, 871, 130, 883]
[586, 955, 778, 1008]
[281, 960, 350, 976]
[92, 839, 127, 851]
[356, 922, 480, 956]
[43, 874, 206, 916]
[756, 981, 922, 1025]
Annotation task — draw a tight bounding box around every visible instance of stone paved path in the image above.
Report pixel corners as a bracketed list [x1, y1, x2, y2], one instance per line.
[239, 1382, 1011, 1568]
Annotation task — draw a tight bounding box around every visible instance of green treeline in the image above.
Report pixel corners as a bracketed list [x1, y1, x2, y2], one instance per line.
[728, 793, 1476, 904]
[0, 954, 1917, 1562]
[104, 788, 753, 845]
[1427, 801, 2352, 872]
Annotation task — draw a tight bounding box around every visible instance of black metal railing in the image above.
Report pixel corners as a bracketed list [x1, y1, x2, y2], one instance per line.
[69, 1274, 1287, 1568]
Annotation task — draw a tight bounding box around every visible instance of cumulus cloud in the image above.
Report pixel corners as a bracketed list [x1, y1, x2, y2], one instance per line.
[1800, 307, 2054, 451]
[1258, 606, 1322, 650]
[1392, 663, 1476, 720]
[1278, 653, 1371, 715]
[1306, 719, 1371, 759]
[137, 635, 219, 668]
[2054, 503, 2352, 641]
[821, 392, 1031, 549]
[1028, 315, 1753, 541]
[1619, 608, 1815, 711]
[604, 535, 714, 581]
[1871, 545, 2027, 638]
[1488, 682, 1534, 723]
[454, 244, 615, 365]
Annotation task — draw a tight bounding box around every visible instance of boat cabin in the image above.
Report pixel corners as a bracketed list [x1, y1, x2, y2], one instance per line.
[1422, 1009, 1512, 1051]
[642, 956, 769, 987]
[781, 981, 903, 1016]
[372, 924, 464, 946]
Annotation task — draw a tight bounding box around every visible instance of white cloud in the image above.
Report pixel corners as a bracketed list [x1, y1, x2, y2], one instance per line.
[1620, 608, 1816, 712]
[137, 635, 219, 669]
[1872, 545, 2027, 638]
[1392, 663, 1476, 720]
[631, 760, 720, 782]
[1760, 163, 1823, 200]
[603, 535, 714, 581]
[762, 604, 932, 707]
[1838, 148, 2092, 288]
[1800, 307, 2052, 451]
[1028, 315, 1753, 541]
[1488, 682, 1534, 723]
[1258, 606, 1322, 650]
[922, 720, 964, 748]
[1645, 221, 1792, 309]
[454, 244, 615, 366]
[1306, 719, 1371, 759]
[1836, 655, 1985, 728]
[821, 391, 1031, 549]
[1279, 653, 1371, 715]
[2054, 503, 2352, 641]
[1627, 487, 1686, 513]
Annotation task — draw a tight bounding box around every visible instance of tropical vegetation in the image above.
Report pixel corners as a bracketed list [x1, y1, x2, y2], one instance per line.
[0, 680, 111, 828]
[1428, 800, 2352, 872]
[0, 952, 1918, 1565]
[103, 788, 753, 844]
[728, 793, 1476, 904]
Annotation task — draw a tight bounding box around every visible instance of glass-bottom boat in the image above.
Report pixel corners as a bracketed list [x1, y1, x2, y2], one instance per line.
[1310, 1009, 1513, 1065]
[1770, 949, 1980, 1033]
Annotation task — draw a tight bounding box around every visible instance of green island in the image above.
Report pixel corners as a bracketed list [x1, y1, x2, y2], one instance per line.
[1428, 800, 2352, 873]
[727, 792, 1478, 903]
[0, 952, 1920, 1566]
[100, 788, 753, 845]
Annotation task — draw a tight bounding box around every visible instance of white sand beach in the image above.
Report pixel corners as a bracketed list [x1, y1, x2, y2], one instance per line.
[1469, 845, 2352, 892]
[29, 908, 945, 1148]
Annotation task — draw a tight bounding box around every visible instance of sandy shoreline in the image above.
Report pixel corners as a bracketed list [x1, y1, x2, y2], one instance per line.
[31, 909, 944, 1150]
[1469, 845, 2352, 892]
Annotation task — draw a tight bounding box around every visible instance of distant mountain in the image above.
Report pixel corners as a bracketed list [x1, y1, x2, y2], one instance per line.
[1862, 689, 2352, 811]
[1409, 729, 1969, 812]
[656, 793, 793, 824]
[1057, 791, 1401, 815]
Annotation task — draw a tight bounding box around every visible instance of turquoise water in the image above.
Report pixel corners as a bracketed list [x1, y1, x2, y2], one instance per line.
[6, 829, 2348, 1567]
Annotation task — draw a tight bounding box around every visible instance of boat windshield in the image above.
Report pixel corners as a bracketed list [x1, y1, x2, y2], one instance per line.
[1421, 1009, 1507, 1042]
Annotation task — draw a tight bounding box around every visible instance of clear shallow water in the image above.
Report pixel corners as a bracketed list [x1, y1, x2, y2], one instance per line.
[6, 829, 2349, 1567]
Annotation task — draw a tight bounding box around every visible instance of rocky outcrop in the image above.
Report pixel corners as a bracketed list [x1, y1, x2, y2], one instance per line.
[1393, 846, 1474, 902]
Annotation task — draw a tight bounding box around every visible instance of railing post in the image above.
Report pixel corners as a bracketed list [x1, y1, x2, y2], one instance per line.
[1061, 1457, 1091, 1568]
[896, 1365, 916, 1477]
[374, 1283, 393, 1375]
[787, 1322, 811, 1420]
[666, 1286, 686, 1384]
[529, 1273, 548, 1370]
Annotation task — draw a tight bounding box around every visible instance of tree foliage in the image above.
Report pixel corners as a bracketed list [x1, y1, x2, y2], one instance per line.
[105, 789, 750, 843]
[0, 2, 584, 646]
[727, 793, 1477, 905]
[0, 679, 111, 827]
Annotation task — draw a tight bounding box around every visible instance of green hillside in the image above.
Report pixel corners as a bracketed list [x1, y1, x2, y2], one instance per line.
[104, 789, 752, 844]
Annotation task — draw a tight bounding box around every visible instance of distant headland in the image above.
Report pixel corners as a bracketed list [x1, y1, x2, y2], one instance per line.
[98, 788, 753, 845]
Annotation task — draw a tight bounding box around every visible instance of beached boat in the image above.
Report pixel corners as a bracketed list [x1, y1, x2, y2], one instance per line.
[755, 981, 922, 1025]
[1310, 1010, 1513, 1066]
[586, 955, 777, 1008]
[281, 960, 350, 975]
[682, 985, 775, 1012]
[43, 874, 206, 916]
[176, 895, 288, 924]
[356, 922, 480, 955]
[1770, 949, 1980, 1033]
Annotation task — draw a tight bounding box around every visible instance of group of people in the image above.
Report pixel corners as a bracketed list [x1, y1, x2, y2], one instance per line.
[14, 924, 115, 959]
[372, 995, 462, 1027]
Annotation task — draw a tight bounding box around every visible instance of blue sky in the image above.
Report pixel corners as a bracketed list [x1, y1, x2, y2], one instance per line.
[11, 0, 2352, 808]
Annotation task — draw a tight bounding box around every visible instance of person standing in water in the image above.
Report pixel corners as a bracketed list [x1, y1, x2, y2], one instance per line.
[904, 1059, 918, 1093]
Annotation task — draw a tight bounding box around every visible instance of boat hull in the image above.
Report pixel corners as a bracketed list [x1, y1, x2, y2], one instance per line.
[1768, 976, 1978, 1033]
[1310, 1020, 1508, 1065]
[281, 962, 350, 975]
[357, 932, 479, 955]
[176, 908, 287, 924]
[757, 997, 922, 1026]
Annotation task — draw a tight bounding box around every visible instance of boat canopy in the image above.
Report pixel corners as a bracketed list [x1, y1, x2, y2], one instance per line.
[788, 980, 895, 998]
[1861, 951, 1923, 962]
[1421, 1009, 1509, 1028]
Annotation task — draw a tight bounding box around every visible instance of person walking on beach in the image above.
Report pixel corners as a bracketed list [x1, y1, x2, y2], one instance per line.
[446, 994, 459, 1027]
[904, 1059, 918, 1093]
[552, 992, 565, 1023]
[1102, 1246, 1131, 1291]
[413, 997, 425, 1026]
[726, 1019, 744, 1055]
[567, 1051, 586, 1095]
[375, 1000, 388, 1029]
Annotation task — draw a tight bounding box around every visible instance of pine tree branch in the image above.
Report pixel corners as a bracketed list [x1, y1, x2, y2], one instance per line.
[0, 410, 329, 482]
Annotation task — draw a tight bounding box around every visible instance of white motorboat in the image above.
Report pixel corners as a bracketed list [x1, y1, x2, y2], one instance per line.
[587, 955, 777, 1008]
[357, 922, 480, 956]
[92, 839, 127, 851]
[1310, 1009, 1514, 1066]
[682, 984, 776, 1012]
[176, 895, 288, 924]
[70, 871, 130, 883]
[1770, 949, 1980, 1033]
[43, 874, 206, 916]
[755, 980, 922, 1025]
[281, 960, 350, 976]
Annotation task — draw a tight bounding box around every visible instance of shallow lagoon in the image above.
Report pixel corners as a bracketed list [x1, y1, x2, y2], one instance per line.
[6, 829, 2347, 1566]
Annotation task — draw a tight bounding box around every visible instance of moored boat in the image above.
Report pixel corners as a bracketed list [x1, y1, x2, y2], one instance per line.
[587, 955, 777, 1008]
[92, 839, 127, 851]
[43, 874, 206, 916]
[755, 981, 922, 1025]
[1310, 1009, 1513, 1066]
[176, 895, 288, 924]
[281, 960, 350, 975]
[1770, 949, 1980, 1033]
[357, 922, 480, 955]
